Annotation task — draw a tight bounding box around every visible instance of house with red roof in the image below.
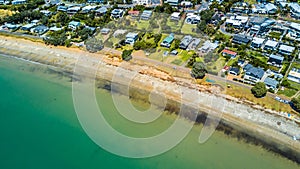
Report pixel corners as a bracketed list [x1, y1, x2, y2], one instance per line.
[222, 49, 237, 58]
[128, 10, 140, 18]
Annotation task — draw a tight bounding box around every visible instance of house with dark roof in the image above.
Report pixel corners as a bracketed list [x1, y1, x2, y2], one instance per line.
[232, 34, 252, 45]
[32, 25, 49, 35]
[268, 54, 284, 67]
[222, 49, 237, 58]
[111, 9, 124, 19]
[229, 67, 240, 76]
[264, 77, 279, 89]
[179, 35, 193, 49]
[95, 7, 107, 16]
[160, 33, 174, 48]
[243, 64, 265, 82]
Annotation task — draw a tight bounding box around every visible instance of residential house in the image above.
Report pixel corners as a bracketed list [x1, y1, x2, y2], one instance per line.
[132, 0, 151, 5]
[57, 5, 68, 12]
[230, 2, 250, 14]
[125, 32, 138, 45]
[111, 9, 124, 19]
[164, 0, 179, 6]
[100, 28, 110, 35]
[288, 68, 300, 83]
[185, 14, 200, 24]
[188, 38, 201, 50]
[268, 54, 284, 67]
[170, 12, 181, 21]
[265, 3, 277, 14]
[3, 23, 19, 30]
[49, 26, 63, 32]
[225, 15, 248, 28]
[67, 6, 81, 15]
[45, 0, 60, 5]
[290, 22, 300, 33]
[128, 10, 140, 18]
[81, 6, 97, 13]
[32, 25, 49, 35]
[95, 7, 107, 16]
[160, 33, 174, 48]
[222, 49, 237, 58]
[243, 64, 265, 83]
[140, 10, 152, 20]
[87, 0, 103, 3]
[232, 34, 252, 45]
[21, 24, 35, 31]
[68, 21, 81, 30]
[251, 37, 265, 48]
[264, 77, 279, 89]
[278, 44, 295, 55]
[229, 67, 240, 76]
[252, 4, 267, 14]
[40, 10, 52, 16]
[181, 1, 193, 8]
[179, 35, 193, 49]
[12, 0, 26, 5]
[198, 40, 219, 53]
[290, 3, 300, 18]
[263, 40, 278, 51]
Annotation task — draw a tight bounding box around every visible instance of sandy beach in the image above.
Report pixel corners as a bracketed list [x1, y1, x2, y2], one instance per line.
[0, 35, 300, 163]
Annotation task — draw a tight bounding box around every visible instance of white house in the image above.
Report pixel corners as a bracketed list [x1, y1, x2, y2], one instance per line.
[125, 32, 138, 45]
[263, 40, 278, 51]
[278, 44, 295, 55]
[132, 0, 151, 5]
[288, 68, 300, 83]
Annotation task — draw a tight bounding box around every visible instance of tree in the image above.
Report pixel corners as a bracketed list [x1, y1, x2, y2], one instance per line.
[122, 50, 133, 61]
[85, 38, 104, 53]
[291, 96, 300, 112]
[191, 62, 207, 79]
[197, 20, 206, 32]
[251, 82, 267, 98]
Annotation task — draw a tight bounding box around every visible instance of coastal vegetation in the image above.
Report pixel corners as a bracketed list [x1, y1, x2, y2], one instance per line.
[191, 62, 207, 79]
[251, 82, 267, 98]
[291, 96, 300, 113]
[85, 37, 104, 53]
[122, 49, 132, 61]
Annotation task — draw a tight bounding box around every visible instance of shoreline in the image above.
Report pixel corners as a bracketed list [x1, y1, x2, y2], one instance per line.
[0, 36, 300, 164]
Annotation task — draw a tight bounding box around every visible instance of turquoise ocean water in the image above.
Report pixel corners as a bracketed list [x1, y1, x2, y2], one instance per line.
[0, 55, 299, 169]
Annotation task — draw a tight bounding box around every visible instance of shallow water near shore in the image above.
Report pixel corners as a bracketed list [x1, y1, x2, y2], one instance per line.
[0, 55, 299, 169]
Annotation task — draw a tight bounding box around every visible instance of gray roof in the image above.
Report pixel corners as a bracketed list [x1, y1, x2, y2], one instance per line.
[96, 7, 107, 13]
[244, 64, 264, 79]
[179, 35, 193, 49]
[269, 54, 284, 62]
[264, 77, 279, 88]
[264, 40, 278, 48]
[279, 44, 295, 53]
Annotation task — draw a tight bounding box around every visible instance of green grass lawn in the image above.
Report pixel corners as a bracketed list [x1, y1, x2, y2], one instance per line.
[289, 80, 300, 90]
[227, 57, 239, 66]
[181, 23, 197, 36]
[277, 88, 297, 97]
[167, 18, 183, 32]
[136, 20, 150, 30]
